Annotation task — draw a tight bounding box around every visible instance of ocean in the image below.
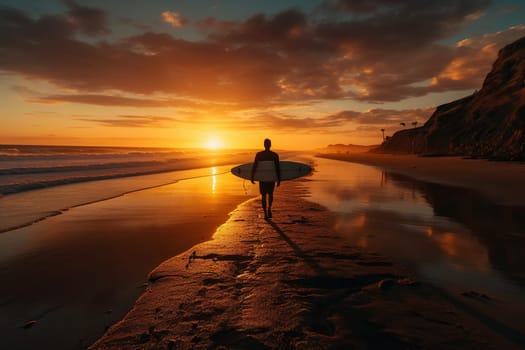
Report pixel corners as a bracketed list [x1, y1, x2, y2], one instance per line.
[0, 144, 253, 233]
[0, 144, 259, 349]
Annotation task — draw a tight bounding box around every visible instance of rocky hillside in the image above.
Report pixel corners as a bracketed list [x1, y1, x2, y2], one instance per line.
[381, 36, 525, 160]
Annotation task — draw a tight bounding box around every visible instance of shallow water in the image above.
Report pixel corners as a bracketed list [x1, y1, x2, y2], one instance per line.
[0, 165, 233, 233]
[306, 157, 525, 302]
[0, 166, 256, 350]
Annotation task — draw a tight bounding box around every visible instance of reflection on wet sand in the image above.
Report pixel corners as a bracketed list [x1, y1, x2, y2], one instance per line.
[306, 157, 525, 300]
[385, 171, 525, 286]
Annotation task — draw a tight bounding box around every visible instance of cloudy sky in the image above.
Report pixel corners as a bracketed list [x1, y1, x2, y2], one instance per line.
[1, 0, 524, 149]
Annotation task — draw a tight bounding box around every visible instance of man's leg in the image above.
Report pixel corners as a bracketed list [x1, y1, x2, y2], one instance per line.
[267, 192, 273, 218]
[261, 193, 268, 218]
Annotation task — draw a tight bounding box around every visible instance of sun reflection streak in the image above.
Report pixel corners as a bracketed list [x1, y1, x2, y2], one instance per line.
[211, 166, 217, 194]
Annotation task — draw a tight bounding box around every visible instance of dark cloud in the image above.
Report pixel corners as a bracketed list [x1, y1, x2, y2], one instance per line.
[63, 0, 110, 36]
[76, 115, 177, 128]
[195, 17, 237, 33]
[321, 0, 490, 15]
[26, 93, 203, 108]
[0, 1, 521, 109]
[210, 9, 310, 47]
[0, 6, 75, 41]
[191, 0, 501, 102]
[0, 1, 109, 41]
[315, 0, 492, 52]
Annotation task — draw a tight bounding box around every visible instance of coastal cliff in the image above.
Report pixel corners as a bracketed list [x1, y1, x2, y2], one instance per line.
[381, 36, 525, 160]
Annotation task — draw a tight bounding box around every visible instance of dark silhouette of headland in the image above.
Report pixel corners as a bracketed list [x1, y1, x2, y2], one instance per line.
[380, 36, 525, 160]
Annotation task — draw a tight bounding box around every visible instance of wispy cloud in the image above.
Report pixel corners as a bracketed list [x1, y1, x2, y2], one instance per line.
[76, 115, 178, 128]
[210, 107, 435, 134]
[25, 93, 203, 108]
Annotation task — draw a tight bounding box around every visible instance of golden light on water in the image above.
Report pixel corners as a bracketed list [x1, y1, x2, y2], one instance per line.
[211, 166, 217, 194]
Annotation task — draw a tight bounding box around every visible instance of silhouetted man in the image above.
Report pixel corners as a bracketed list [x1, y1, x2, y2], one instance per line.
[251, 139, 280, 219]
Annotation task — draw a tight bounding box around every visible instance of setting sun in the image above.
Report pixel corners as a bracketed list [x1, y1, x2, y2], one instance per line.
[205, 138, 222, 150]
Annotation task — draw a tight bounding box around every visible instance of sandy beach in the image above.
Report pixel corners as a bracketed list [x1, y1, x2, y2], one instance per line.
[0, 166, 253, 349]
[317, 152, 525, 206]
[3, 153, 523, 349]
[90, 178, 525, 349]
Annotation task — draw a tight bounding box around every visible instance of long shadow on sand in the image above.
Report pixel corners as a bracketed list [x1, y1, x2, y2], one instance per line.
[266, 219, 326, 276]
[264, 218, 410, 349]
[266, 218, 398, 289]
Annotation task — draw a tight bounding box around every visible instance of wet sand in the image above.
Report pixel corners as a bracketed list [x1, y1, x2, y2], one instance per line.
[317, 152, 525, 206]
[91, 181, 525, 349]
[0, 172, 250, 349]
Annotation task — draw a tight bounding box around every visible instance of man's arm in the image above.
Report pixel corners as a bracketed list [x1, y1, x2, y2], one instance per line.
[250, 154, 259, 184]
[274, 153, 281, 186]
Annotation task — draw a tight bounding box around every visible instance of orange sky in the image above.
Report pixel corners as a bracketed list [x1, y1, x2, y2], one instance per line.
[1, 1, 524, 149]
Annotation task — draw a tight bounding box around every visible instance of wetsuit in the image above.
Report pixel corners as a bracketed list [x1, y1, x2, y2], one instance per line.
[253, 150, 280, 194]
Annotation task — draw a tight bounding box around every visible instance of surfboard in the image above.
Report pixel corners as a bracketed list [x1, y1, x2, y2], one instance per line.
[230, 161, 312, 182]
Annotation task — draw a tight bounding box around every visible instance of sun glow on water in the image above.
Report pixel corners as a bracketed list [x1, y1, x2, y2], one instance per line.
[211, 166, 217, 193]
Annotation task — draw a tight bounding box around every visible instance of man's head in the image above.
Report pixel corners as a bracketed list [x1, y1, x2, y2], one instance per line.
[264, 138, 271, 150]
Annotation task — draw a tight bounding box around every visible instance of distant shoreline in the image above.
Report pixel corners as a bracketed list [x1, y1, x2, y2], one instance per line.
[317, 152, 525, 206]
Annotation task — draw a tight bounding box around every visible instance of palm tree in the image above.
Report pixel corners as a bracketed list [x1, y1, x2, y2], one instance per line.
[412, 121, 418, 128]
[380, 128, 385, 141]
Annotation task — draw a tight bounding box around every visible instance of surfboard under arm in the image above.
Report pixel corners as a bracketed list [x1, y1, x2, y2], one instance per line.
[231, 161, 312, 182]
